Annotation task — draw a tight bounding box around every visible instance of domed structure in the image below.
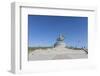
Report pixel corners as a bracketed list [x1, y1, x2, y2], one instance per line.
[54, 34, 66, 48]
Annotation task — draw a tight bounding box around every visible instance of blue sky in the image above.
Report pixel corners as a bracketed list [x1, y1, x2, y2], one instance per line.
[28, 15, 88, 48]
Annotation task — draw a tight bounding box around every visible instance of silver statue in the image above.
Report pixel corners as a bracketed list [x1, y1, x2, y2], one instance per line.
[54, 34, 66, 48]
[57, 34, 64, 41]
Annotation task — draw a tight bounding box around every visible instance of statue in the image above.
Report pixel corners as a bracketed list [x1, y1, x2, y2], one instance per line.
[54, 34, 66, 48]
[57, 34, 64, 41]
